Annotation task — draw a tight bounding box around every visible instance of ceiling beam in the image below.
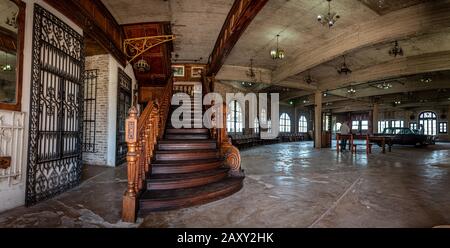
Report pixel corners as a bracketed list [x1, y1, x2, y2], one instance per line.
[275, 79, 318, 91]
[215, 65, 272, 84]
[207, 0, 268, 76]
[319, 50, 450, 91]
[271, 1, 450, 84]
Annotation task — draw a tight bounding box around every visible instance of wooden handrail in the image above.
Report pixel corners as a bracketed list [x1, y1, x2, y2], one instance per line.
[122, 78, 173, 222]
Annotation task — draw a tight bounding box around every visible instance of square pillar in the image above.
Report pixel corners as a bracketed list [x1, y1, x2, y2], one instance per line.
[373, 104, 379, 134]
[314, 91, 322, 149]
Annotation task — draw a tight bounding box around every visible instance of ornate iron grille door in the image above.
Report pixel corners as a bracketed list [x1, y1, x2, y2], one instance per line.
[116, 69, 132, 165]
[83, 69, 98, 152]
[26, 4, 84, 205]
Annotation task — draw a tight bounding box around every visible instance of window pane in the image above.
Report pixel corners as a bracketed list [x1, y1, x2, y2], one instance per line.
[254, 118, 259, 134]
[299, 116, 307, 133]
[352, 121, 359, 130]
[361, 120, 368, 130]
[280, 113, 291, 133]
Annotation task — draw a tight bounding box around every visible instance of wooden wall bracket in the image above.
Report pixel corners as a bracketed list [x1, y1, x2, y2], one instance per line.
[124, 35, 175, 63]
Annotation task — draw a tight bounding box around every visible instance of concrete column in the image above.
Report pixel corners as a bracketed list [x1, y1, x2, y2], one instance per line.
[373, 103, 379, 134]
[314, 91, 322, 149]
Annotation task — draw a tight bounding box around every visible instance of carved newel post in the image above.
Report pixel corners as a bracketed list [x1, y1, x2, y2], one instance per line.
[220, 102, 244, 177]
[123, 106, 138, 222]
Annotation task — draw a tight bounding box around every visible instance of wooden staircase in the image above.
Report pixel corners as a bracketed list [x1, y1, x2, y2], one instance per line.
[138, 99, 244, 214]
[122, 79, 244, 222]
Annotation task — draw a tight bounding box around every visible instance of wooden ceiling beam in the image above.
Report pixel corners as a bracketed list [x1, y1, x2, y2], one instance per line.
[207, 0, 268, 76]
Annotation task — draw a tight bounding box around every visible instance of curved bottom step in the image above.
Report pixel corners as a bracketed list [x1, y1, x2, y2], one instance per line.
[139, 177, 244, 213]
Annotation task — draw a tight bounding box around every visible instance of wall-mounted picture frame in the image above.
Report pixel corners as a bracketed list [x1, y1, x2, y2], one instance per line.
[191, 66, 204, 78]
[172, 65, 185, 77]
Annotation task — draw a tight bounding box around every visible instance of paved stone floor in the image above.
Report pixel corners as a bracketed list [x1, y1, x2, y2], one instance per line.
[1, 141, 450, 228]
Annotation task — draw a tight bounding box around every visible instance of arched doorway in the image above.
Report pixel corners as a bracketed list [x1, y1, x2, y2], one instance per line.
[419, 111, 437, 135]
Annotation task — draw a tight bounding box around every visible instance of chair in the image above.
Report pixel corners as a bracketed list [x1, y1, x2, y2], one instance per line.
[351, 134, 358, 154]
[366, 135, 373, 154]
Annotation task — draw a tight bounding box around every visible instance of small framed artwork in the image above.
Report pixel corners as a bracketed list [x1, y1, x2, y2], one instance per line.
[191, 67, 204, 78]
[172, 65, 185, 77]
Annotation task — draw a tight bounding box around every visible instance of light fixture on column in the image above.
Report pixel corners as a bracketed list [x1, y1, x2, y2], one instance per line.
[270, 34, 285, 60]
[389, 41, 404, 57]
[317, 0, 340, 28]
[337, 56, 352, 75]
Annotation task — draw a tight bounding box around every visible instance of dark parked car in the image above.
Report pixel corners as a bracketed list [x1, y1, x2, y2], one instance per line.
[375, 127, 435, 147]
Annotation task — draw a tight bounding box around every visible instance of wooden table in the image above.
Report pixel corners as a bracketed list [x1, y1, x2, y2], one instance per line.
[336, 134, 392, 154]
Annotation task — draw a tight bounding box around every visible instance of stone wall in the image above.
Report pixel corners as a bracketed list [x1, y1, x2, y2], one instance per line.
[83, 55, 110, 166]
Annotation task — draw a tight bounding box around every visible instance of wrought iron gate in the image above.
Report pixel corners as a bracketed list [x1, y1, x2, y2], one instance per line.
[116, 69, 132, 165]
[26, 4, 84, 205]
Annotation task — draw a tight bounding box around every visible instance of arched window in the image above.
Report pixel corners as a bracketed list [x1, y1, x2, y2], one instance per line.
[299, 116, 308, 133]
[254, 117, 259, 134]
[419, 111, 437, 135]
[280, 113, 291, 133]
[227, 100, 243, 133]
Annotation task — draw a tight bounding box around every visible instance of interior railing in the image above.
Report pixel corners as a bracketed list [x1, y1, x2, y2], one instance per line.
[122, 78, 173, 222]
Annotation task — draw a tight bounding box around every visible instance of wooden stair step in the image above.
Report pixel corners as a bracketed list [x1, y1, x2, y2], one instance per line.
[158, 140, 217, 151]
[165, 134, 210, 140]
[166, 128, 209, 134]
[152, 158, 223, 174]
[146, 168, 229, 190]
[154, 149, 219, 161]
[139, 177, 244, 213]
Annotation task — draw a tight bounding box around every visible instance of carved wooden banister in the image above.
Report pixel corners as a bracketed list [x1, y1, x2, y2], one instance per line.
[122, 78, 173, 223]
[216, 101, 243, 177]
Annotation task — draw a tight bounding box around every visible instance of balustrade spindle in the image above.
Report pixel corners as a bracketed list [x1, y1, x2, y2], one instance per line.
[122, 78, 173, 223]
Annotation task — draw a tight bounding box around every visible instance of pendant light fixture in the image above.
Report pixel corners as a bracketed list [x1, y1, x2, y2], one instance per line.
[337, 55, 352, 75]
[133, 28, 151, 73]
[389, 41, 404, 57]
[270, 34, 285, 60]
[317, 0, 340, 28]
[304, 70, 316, 84]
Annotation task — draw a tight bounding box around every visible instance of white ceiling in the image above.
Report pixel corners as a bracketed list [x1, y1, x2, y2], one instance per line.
[102, 0, 233, 64]
[225, 0, 378, 70]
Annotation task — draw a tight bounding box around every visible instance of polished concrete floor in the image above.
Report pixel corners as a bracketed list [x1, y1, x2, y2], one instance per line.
[1, 141, 450, 228]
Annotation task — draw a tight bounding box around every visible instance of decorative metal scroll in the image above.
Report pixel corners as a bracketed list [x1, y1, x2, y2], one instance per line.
[26, 4, 84, 205]
[123, 35, 175, 63]
[116, 68, 132, 165]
